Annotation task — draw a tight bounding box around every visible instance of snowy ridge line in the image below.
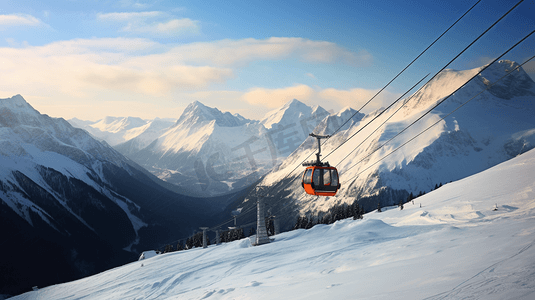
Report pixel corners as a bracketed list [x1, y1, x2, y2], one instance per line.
[331, 75, 430, 168]
[341, 39, 535, 179]
[344, 54, 535, 178]
[325, 0, 524, 163]
[323, 73, 429, 163]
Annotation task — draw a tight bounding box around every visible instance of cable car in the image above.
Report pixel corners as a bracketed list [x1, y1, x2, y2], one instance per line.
[301, 133, 341, 196]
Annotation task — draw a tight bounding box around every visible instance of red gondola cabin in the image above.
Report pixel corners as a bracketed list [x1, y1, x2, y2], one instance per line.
[302, 166, 340, 196]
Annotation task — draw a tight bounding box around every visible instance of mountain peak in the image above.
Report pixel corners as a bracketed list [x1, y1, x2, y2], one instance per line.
[0, 94, 35, 111]
[285, 98, 306, 107]
[478, 60, 535, 100]
[260, 99, 328, 130]
[176, 101, 250, 128]
[91, 116, 147, 134]
[0, 94, 42, 127]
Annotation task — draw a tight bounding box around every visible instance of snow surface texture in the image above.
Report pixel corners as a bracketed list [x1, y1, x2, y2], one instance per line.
[255, 60, 535, 225]
[13, 147, 535, 300]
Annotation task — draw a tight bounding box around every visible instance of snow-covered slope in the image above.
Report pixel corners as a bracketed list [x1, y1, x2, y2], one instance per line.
[68, 116, 176, 147]
[0, 95, 209, 296]
[13, 147, 535, 300]
[114, 118, 177, 156]
[125, 100, 336, 196]
[245, 60, 535, 229]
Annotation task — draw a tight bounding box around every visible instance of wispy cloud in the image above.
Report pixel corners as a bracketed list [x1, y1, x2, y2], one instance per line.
[0, 14, 43, 27]
[119, 0, 151, 9]
[97, 11, 199, 37]
[165, 37, 372, 67]
[97, 11, 161, 21]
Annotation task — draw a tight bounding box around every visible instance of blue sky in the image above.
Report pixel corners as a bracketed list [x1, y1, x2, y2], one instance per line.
[1, 0, 534, 121]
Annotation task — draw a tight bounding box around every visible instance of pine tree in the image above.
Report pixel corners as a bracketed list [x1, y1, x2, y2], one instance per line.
[294, 216, 302, 230]
[306, 216, 315, 229]
[186, 237, 193, 249]
[353, 202, 361, 220]
[266, 218, 275, 235]
[163, 244, 174, 253]
[377, 202, 382, 212]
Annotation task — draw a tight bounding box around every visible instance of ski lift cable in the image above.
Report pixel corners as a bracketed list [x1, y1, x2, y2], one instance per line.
[227, 0, 485, 214]
[325, 0, 482, 140]
[249, 0, 484, 190]
[323, 0, 524, 163]
[331, 80, 428, 168]
[341, 38, 535, 180]
[283, 0, 483, 178]
[176, 0, 522, 241]
[346, 53, 535, 181]
[264, 8, 532, 221]
[267, 0, 524, 202]
[263, 53, 534, 225]
[322, 73, 429, 163]
[149, 0, 497, 248]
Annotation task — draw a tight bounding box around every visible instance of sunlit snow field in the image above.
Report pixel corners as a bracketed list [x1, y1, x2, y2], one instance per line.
[13, 149, 535, 300]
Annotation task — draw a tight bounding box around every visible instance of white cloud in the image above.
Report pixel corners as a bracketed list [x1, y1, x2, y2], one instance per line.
[155, 18, 198, 33]
[119, 0, 151, 9]
[0, 14, 43, 27]
[97, 11, 199, 37]
[168, 37, 372, 67]
[0, 37, 233, 100]
[97, 11, 161, 21]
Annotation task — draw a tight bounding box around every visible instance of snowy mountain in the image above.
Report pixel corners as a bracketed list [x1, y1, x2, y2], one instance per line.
[114, 118, 178, 156]
[123, 100, 336, 197]
[236, 60, 535, 230]
[0, 95, 214, 296]
[68, 116, 176, 147]
[261, 98, 327, 129]
[314, 106, 365, 136]
[11, 147, 535, 300]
